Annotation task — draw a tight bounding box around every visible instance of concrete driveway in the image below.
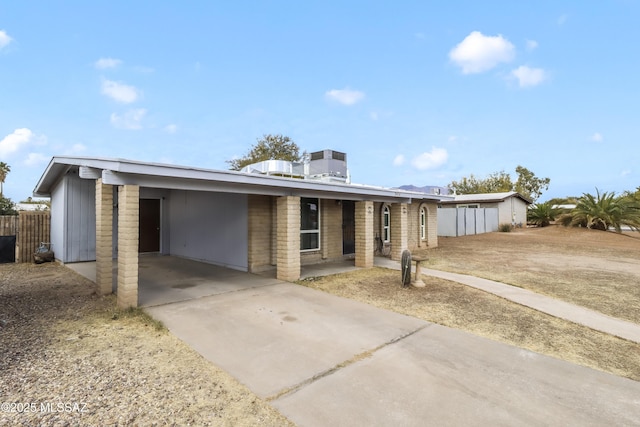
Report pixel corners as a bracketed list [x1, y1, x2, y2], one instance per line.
[146, 274, 640, 426]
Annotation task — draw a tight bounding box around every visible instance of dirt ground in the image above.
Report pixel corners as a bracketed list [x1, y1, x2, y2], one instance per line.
[300, 226, 640, 382]
[419, 225, 640, 324]
[0, 263, 294, 427]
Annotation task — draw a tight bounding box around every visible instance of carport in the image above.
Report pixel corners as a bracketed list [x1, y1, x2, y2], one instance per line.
[35, 156, 442, 308]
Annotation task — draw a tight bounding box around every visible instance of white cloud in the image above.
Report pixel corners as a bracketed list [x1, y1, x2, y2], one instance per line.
[370, 112, 379, 121]
[101, 79, 140, 103]
[591, 132, 603, 142]
[0, 128, 34, 157]
[511, 65, 546, 87]
[526, 39, 538, 51]
[24, 152, 49, 166]
[110, 109, 147, 130]
[325, 88, 365, 105]
[64, 143, 87, 154]
[95, 57, 122, 69]
[449, 31, 515, 74]
[621, 169, 631, 177]
[393, 154, 405, 166]
[0, 30, 12, 49]
[411, 147, 448, 170]
[164, 124, 178, 134]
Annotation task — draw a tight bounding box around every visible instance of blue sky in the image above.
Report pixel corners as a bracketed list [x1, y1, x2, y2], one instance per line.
[1, 1, 639, 203]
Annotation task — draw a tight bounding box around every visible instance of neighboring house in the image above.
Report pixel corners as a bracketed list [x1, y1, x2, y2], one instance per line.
[15, 202, 49, 211]
[439, 191, 532, 227]
[33, 155, 444, 308]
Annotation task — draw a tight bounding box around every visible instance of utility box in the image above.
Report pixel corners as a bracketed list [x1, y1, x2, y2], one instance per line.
[308, 150, 349, 182]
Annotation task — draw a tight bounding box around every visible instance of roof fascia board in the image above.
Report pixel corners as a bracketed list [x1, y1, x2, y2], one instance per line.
[101, 171, 417, 203]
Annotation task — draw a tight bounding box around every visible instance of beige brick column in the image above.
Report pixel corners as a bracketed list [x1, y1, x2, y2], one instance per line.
[355, 201, 374, 267]
[276, 196, 300, 281]
[95, 179, 113, 295]
[117, 184, 139, 308]
[247, 195, 273, 272]
[390, 203, 408, 261]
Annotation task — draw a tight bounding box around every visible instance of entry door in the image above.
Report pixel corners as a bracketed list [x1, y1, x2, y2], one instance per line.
[342, 201, 355, 255]
[139, 199, 160, 253]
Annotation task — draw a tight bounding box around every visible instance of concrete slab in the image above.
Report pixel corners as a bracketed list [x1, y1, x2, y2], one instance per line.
[146, 283, 427, 398]
[273, 324, 640, 426]
[138, 256, 282, 307]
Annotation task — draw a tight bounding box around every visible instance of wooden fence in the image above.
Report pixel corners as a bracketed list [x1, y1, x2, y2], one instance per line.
[0, 215, 18, 236]
[0, 212, 51, 263]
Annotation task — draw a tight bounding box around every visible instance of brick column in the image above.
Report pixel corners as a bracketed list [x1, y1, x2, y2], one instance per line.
[95, 179, 113, 295]
[355, 201, 374, 267]
[117, 185, 139, 308]
[390, 203, 408, 261]
[276, 196, 300, 281]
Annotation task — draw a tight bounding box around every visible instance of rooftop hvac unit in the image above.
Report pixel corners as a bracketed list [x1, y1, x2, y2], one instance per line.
[308, 150, 348, 182]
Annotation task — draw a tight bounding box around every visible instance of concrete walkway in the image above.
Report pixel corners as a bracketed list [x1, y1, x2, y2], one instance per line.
[147, 280, 640, 426]
[374, 258, 640, 344]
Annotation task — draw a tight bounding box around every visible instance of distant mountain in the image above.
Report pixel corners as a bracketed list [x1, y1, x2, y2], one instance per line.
[396, 185, 450, 195]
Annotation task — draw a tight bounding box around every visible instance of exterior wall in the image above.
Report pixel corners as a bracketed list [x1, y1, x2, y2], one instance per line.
[49, 178, 65, 262]
[500, 198, 528, 226]
[168, 189, 248, 271]
[62, 170, 96, 263]
[441, 197, 529, 229]
[321, 199, 343, 261]
[407, 202, 438, 249]
[247, 194, 273, 272]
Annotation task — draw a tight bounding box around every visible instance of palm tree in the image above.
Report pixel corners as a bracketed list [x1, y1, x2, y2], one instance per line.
[0, 162, 10, 196]
[528, 202, 560, 227]
[558, 188, 640, 232]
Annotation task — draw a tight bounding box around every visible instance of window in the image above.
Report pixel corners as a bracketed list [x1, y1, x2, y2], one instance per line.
[300, 197, 320, 251]
[420, 207, 426, 240]
[457, 204, 479, 209]
[382, 205, 390, 242]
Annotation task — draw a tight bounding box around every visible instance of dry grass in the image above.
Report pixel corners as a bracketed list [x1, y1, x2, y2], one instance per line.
[0, 262, 294, 426]
[299, 226, 640, 381]
[418, 225, 640, 324]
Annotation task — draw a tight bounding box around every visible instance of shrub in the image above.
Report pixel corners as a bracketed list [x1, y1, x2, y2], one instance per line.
[528, 202, 560, 227]
[558, 188, 640, 232]
[498, 223, 513, 232]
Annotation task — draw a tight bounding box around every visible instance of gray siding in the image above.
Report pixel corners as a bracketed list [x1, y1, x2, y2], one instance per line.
[169, 190, 248, 271]
[64, 171, 96, 262]
[438, 208, 499, 237]
[49, 178, 66, 261]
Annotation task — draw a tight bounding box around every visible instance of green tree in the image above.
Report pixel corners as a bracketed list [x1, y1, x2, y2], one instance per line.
[0, 196, 17, 215]
[515, 165, 550, 203]
[448, 170, 513, 194]
[558, 188, 640, 232]
[448, 165, 549, 203]
[227, 134, 302, 171]
[0, 162, 10, 197]
[528, 201, 560, 227]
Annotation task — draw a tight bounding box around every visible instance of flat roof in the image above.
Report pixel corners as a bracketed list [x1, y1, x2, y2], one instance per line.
[34, 156, 446, 204]
[440, 191, 532, 205]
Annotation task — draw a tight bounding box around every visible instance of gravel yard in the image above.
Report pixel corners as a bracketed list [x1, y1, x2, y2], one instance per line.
[0, 262, 294, 426]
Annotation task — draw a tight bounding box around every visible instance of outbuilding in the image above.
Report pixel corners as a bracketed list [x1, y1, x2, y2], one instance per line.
[34, 155, 443, 307]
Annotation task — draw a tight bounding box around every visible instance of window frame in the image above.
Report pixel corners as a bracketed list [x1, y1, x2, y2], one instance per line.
[300, 197, 320, 252]
[382, 205, 390, 243]
[420, 206, 426, 240]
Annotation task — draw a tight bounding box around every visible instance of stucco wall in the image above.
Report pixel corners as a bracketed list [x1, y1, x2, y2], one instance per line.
[168, 189, 248, 271]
